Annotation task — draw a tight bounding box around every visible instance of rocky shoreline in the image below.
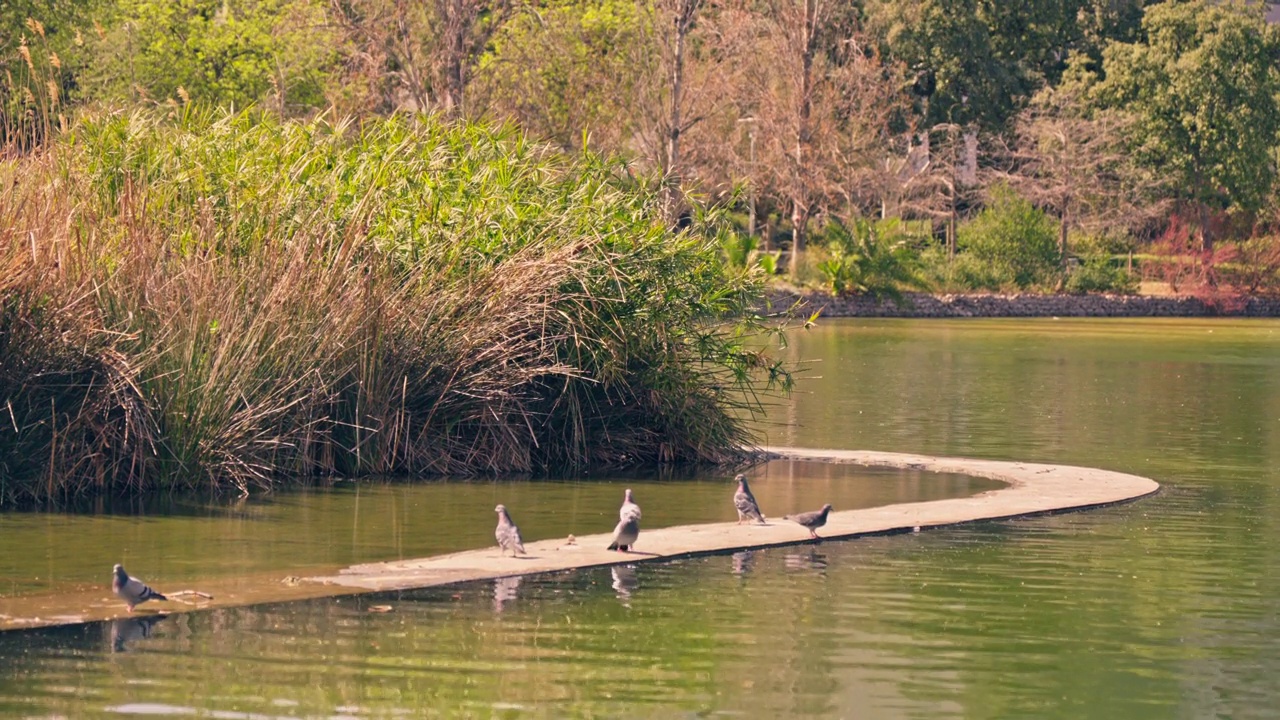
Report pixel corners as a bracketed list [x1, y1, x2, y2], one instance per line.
[765, 289, 1280, 318]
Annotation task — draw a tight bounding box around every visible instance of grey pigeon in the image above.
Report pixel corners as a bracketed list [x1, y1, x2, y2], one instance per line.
[112, 564, 167, 612]
[607, 514, 640, 552]
[619, 488, 641, 521]
[784, 504, 833, 539]
[494, 504, 527, 556]
[733, 474, 765, 524]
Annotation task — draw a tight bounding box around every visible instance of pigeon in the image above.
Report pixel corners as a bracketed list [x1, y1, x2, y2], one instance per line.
[733, 474, 766, 524]
[112, 564, 167, 612]
[619, 488, 641, 522]
[784, 504, 833, 539]
[494, 504, 527, 557]
[607, 514, 640, 552]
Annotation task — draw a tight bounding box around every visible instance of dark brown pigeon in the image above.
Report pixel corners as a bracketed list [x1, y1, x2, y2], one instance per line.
[733, 474, 765, 524]
[494, 504, 527, 557]
[784, 504, 833, 539]
[112, 564, 167, 612]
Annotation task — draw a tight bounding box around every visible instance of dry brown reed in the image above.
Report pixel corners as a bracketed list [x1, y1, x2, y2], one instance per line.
[0, 109, 787, 505]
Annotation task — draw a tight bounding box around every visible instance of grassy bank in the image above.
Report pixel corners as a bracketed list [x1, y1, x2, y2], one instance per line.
[0, 108, 789, 505]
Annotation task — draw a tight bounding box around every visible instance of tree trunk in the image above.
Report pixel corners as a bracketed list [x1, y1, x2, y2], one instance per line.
[946, 212, 956, 260]
[1199, 200, 1213, 253]
[788, 0, 818, 277]
[1056, 211, 1070, 291]
[1060, 208, 1069, 271]
[790, 201, 808, 276]
[665, 0, 696, 218]
[440, 0, 469, 115]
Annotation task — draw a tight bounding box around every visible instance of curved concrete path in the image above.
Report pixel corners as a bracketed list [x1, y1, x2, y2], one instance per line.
[307, 447, 1159, 592]
[0, 448, 1158, 631]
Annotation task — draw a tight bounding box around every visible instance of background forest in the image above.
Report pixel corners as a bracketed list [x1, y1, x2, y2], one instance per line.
[5, 0, 1280, 300]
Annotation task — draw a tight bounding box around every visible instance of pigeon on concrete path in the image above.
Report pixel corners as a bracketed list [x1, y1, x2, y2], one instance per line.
[607, 514, 640, 552]
[494, 504, 527, 557]
[112, 564, 168, 612]
[733, 474, 766, 525]
[619, 488, 641, 521]
[784, 504, 833, 539]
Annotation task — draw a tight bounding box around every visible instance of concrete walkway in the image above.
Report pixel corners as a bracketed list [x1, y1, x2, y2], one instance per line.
[0, 447, 1159, 631]
[308, 447, 1159, 592]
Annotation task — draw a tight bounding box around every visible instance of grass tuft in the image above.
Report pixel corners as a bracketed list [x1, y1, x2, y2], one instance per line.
[0, 108, 789, 504]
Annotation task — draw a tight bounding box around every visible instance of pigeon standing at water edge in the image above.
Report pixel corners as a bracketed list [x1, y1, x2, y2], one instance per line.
[608, 488, 642, 551]
[494, 504, 527, 557]
[607, 514, 640, 552]
[112, 564, 167, 612]
[620, 488, 641, 521]
[733, 474, 765, 524]
[784, 504, 833, 539]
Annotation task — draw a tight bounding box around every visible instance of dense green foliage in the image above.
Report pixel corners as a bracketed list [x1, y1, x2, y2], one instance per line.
[80, 0, 336, 110]
[1090, 0, 1280, 227]
[816, 218, 922, 300]
[0, 109, 787, 504]
[958, 185, 1061, 289]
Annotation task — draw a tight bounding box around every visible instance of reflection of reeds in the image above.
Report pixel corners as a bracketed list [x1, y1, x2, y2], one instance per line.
[0, 109, 789, 504]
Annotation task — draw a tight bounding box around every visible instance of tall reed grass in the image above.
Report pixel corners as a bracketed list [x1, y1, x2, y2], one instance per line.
[0, 108, 789, 505]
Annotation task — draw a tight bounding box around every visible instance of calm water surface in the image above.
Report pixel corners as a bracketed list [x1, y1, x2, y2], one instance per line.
[2, 317, 1280, 719]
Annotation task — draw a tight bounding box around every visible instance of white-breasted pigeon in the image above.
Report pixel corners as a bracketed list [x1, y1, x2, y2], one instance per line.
[494, 504, 527, 557]
[112, 564, 167, 612]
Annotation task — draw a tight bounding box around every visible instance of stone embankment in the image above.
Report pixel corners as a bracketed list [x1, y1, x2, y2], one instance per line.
[766, 289, 1280, 318]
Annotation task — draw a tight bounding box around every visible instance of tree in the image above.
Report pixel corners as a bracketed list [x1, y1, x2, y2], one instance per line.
[959, 183, 1060, 289]
[80, 0, 337, 112]
[332, 0, 509, 116]
[633, 0, 744, 217]
[764, 0, 822, 275]
[659, 0, 700, 212]
[994, 83, 1162, 277]
[1091, 0, 1280, 250]
[475, 0, 643, 151]
[864, 0, 1153, 131]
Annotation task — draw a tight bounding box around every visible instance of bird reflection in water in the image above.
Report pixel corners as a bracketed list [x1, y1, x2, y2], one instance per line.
[493, 576, 522, 613]
[109, 614, 167, 653]
[732, 550, 756, 576]
[611, 565, 639, 605]
[784, 548, 829, 572]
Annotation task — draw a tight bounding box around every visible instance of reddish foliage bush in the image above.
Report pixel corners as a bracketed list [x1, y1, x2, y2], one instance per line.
[1218, 236, 1280, 297]
[1142, 216, 1280, 313]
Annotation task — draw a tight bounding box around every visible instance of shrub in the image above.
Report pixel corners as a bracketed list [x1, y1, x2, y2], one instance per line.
[816, 217, 922, 300]
[958, 185, 1060, 289]
[917, 247, 1017, 293]
[1064, 255, 1138, 294]
[0, 108, 791, 504]
[1218, 236, 1280, 297]
[1141, 216, 1272, 311]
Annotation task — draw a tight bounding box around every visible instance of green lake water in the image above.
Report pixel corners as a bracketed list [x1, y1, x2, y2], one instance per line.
[3, 317, 1280, 718]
